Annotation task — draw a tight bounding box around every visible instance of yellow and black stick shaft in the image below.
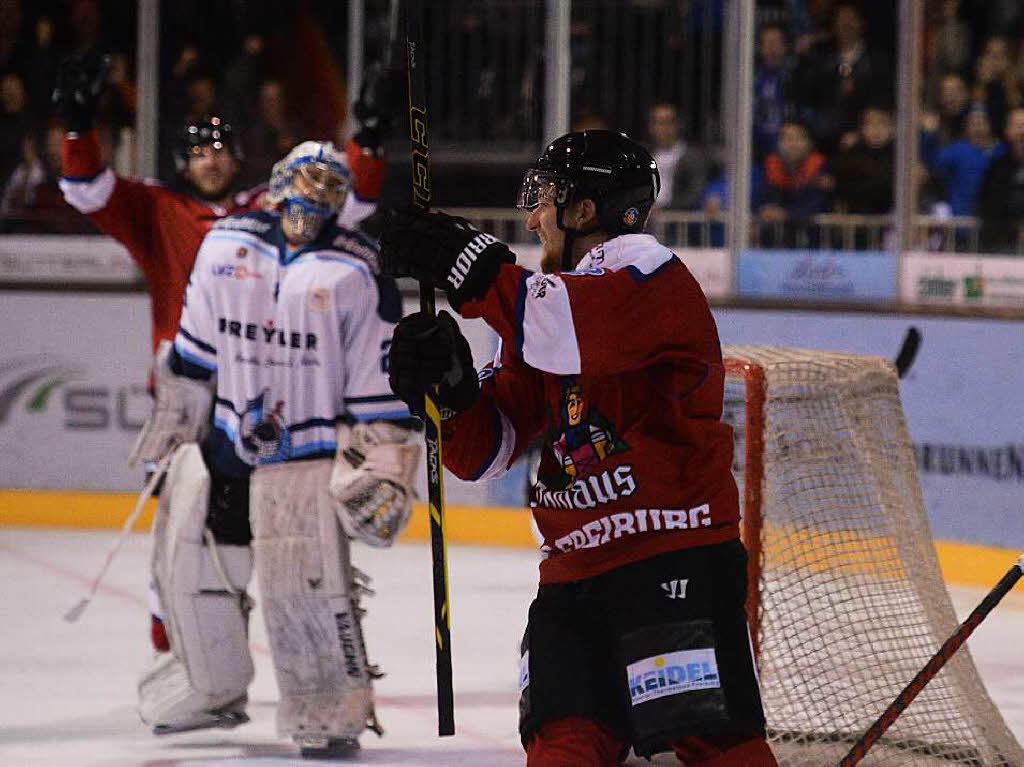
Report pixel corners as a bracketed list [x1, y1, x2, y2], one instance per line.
[405, 0, 455, 737]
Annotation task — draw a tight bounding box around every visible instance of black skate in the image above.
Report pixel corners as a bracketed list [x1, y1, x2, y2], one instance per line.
[296, 735, 361, 759]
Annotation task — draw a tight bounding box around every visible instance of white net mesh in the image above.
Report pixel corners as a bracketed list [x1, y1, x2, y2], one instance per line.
[723, 346, 1022, 766]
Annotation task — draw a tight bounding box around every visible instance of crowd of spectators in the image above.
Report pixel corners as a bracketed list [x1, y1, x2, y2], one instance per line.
[0, 0, 349, 233]
[645, 0, 1024, 252]
[1, 0, 1024, 252]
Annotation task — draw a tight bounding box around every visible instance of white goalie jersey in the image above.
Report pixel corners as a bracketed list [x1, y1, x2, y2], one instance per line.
[171, 210, 411, 478]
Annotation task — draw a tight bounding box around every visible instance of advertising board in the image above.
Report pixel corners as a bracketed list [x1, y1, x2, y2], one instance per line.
[902, 251, 1024, 308]
[0, 235, 141, 283]
[737, 249, 897, 302]
[0, 292, 525, 507]
[715, 307, 1024, 549]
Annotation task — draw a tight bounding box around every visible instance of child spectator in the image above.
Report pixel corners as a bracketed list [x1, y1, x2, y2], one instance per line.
[832, 105, 895, 214]
[923, 102, 1003, 216]
[758, 120, 833, 245]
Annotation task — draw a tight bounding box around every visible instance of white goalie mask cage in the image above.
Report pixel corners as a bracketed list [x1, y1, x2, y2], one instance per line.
[267, 141, 351, 242]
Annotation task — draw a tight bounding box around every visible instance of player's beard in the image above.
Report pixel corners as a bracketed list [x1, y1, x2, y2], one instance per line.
[539, 229, 567, 274]
[192, 173, 233, 203]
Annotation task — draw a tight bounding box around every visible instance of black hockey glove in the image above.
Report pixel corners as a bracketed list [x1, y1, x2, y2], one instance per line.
[352, 64, 405, 157]
[52, 51, 110, 133]
[388, 310, 479, 420]
[379, 208, 515, 311]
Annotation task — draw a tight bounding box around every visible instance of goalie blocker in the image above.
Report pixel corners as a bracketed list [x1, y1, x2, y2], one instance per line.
[518, 540, 768, 762]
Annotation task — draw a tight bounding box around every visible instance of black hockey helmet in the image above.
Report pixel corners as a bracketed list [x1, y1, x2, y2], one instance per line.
[175, 115, 241, 173]
[517, 130, 660, 235]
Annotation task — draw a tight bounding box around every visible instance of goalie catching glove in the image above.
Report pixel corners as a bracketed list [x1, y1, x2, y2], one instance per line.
[387, 310, 479, 420]
[329, 421, 421, 548]
[129, 341, 213, 466]
[378, 209, 515, 310]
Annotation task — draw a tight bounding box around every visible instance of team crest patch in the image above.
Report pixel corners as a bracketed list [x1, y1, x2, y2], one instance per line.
[541, 380, 629, 490]
[240, 390, 290, 462]
[622, 206, 640, 227]
[308, 287, 331, 313]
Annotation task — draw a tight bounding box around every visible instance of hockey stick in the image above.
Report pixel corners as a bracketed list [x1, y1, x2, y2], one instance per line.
[894, 326, 921, 379]
[404, 0, 455, 737]
[838, 553, 1024, 766]
[63, 452, 173, 622]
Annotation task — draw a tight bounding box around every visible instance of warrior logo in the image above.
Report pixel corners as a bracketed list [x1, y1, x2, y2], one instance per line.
[239, 389, 289, 462]
[542, 381, 629, 490]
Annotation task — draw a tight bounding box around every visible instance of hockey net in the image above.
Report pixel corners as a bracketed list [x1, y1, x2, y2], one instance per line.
[722, 346, 1022, 766]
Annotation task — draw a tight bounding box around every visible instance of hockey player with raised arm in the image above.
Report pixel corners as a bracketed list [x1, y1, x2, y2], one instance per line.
[131, 141, 418, 759]
[381, 130, 776, 766]
[52, 51, 393, 655]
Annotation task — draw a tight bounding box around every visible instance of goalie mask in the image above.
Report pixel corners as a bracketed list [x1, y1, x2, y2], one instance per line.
[267, 141, 351, 243]
[517, 130, 660, 236]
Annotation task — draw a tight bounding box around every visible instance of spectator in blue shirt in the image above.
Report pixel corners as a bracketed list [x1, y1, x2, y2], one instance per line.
[753, 22, 793, 160]
[924, 103, 1004, 216]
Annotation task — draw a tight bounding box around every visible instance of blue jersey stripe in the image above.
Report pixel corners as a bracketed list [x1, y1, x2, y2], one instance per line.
[469, 405, 505, 481]
[345, 393, 402, 404]
[179, 326, 216, 355]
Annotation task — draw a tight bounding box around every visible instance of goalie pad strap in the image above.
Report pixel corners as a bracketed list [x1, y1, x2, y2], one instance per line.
[251, 458, 376, 739]
[139, 444, 254, 727]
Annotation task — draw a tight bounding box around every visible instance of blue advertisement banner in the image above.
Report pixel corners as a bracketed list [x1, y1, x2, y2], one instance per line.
[737, 249, 898, 302]
[715, 307, 1024, 549]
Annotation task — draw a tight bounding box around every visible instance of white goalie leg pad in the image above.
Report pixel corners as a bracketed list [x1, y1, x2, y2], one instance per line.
[139, 444, 254, 728]
[329, 421, 420, 548]
[130, 340, 214, 466]
[252, 459, 377, 741]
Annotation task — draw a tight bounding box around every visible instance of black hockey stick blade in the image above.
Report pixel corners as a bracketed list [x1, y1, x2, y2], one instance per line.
[894, 326, 921, 379]
[404, 0, 455, 737]
[839, 553, 1024, 766]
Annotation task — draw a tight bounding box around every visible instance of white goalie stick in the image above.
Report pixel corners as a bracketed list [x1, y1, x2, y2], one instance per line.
[63, 452, 174, 622]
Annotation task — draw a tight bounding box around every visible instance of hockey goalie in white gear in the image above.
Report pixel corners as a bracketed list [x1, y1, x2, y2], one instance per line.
[330, 421, 420, 547]
[153, 134, 415, 755]
[138, 443, 254, 734]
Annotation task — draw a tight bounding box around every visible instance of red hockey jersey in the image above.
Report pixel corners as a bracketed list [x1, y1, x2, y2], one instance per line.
[59, 131, 384, 352]
[445, 234, 740, 584]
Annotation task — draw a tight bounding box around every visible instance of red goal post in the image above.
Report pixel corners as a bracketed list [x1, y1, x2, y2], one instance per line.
[722, 347, 1022, 767]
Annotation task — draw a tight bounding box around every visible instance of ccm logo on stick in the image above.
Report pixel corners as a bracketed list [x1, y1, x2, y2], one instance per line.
[448, 233, 499, 289]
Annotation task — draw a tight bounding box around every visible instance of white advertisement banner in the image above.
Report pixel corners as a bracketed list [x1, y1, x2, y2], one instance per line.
[715, 307, 1024, 549]
[902, 251, 1024, 308]
[7, 288, 1020, 548]
[0, 291, 527, 507]
[0, 235, 141, 283]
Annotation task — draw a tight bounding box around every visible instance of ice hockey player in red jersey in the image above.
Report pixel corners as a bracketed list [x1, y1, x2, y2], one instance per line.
[381, 130, 777, 766]
[53, 52, 388, 354]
